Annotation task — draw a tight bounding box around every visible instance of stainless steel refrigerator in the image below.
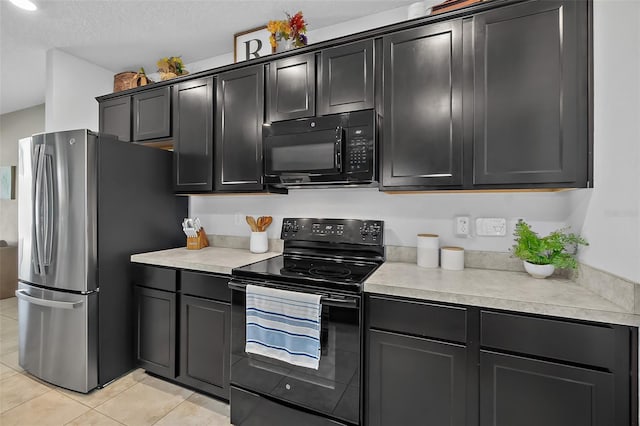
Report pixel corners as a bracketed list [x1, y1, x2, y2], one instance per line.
[17, 129, 187, 393]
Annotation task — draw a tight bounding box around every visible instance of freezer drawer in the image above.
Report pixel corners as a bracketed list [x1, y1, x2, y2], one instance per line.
[16, 282, 98, 393]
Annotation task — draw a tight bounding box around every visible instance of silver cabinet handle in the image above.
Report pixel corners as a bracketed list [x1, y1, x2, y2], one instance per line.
[15, 289, 83, 310]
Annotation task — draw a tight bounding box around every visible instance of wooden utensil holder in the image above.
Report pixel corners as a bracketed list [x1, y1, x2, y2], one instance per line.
[186, 228, 209, 250]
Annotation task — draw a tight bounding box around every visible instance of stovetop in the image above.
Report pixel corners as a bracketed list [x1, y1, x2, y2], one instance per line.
[232, 218, 385, 293]
[232, 254, 382, 292]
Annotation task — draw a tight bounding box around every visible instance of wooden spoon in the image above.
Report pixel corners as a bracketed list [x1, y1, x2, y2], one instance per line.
[257, 216, 265, 232]
[246, 216, 258, 232]
[261, 216, 273, 231]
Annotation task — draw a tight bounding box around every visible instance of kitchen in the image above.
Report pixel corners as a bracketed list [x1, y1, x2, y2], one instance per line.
[1, 0, 639, 425]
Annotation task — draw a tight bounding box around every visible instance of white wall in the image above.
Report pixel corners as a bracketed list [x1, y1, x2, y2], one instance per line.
[0, 104, 45, 244]
[566, 0, 640, 283]
[164, 5, 412, 79]
[191, 189, 570, 252]
[45, 49, 113, 133]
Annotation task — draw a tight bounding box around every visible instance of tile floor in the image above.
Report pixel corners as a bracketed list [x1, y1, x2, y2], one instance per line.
[0, 297, 232, 425]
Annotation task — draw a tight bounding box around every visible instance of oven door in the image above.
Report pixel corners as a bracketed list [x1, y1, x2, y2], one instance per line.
[229, 279, 361, 425]
[264, 127, 344, 178]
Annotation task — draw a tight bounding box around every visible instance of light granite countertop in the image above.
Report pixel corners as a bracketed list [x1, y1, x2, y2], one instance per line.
[130, 246, 280, 275]
[365, 262, 640, 327]
[130, 247, 639, 327]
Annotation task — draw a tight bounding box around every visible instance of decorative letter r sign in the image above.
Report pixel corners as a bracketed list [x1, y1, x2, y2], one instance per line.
[234, 26, 274, 62]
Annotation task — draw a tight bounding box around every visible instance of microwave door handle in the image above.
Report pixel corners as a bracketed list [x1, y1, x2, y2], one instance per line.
[335, 127, 344, 172]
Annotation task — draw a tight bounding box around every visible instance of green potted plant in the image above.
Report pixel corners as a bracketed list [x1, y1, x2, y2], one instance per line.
[512, 219, 588, 278]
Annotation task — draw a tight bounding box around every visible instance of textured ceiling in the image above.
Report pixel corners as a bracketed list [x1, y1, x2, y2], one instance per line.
[0, 0, 415, 115]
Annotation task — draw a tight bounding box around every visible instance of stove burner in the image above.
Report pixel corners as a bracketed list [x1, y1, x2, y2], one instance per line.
[309, 265, 352, 278]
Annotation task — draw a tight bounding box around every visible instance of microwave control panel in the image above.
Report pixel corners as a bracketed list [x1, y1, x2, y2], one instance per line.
[345, 127, 372, 174]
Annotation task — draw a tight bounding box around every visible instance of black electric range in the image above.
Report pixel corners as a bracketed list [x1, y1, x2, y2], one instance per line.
[229, 218, 385, 426]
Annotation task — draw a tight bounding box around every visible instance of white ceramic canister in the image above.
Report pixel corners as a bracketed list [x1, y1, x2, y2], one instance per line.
[440, 246, 465, 271]
[417, 234, 439, 268]
[250, 232, 268, 253]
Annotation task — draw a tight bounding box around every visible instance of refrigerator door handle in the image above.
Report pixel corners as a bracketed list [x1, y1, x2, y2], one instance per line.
[15, 289, 83, 310]
[33, 145, 45, 275]
[43, 154, 54, 266]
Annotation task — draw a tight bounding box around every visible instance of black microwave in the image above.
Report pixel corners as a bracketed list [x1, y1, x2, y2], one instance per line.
[263, 110, 377, 188]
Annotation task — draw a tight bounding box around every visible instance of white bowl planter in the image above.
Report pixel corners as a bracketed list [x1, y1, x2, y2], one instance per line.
[523, 261, 555, 279]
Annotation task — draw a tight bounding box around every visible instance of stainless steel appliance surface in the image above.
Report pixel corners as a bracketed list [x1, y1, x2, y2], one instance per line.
[263, 110, 378, 188]
[17, 130, 187, 393]
[230, 218, 384, 426]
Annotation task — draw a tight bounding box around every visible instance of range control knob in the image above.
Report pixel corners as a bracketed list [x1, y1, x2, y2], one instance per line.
[283, 223, 291, 232]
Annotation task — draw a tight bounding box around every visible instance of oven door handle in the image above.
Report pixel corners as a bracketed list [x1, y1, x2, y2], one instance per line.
[228, 280, 359, 308]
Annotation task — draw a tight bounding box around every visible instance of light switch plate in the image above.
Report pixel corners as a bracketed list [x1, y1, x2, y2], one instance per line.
[476, 217, 507, 236]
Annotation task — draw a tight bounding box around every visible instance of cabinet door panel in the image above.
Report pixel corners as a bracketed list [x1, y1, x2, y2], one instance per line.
[318, 40, 374, 115]
[367, 329, 466, 426]
[135, 286, 176, 378]
[133, 87, 171, 141]
[99, 97, 131, 142]
[179, 295, 230, 399]
[173, 77, 214, 192]
[268, 53, 315, 121]
[382, 20, 463, 188]
[473, 0, 588, 186]
[215, 66, 264, 191]
[480, 351, 615, 426]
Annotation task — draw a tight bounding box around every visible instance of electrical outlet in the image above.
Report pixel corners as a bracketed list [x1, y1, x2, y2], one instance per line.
[476, 217, 507, 236]
[455, 216, 470, 237]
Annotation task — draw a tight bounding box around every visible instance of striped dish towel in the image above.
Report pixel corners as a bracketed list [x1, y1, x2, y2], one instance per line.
[245, 284, 322, 370]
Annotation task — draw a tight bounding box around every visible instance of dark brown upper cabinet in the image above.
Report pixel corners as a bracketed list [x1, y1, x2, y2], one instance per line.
[215, 65, 264, 192]
[318, 39, 374, 116]
[267, 53, 315, 122]
[472, 0, 589, 187]
[99, 96, 131, 142]
[173, 77, 214, 192]
[132, 86, 171, 141]
[381, 20, 464, 189]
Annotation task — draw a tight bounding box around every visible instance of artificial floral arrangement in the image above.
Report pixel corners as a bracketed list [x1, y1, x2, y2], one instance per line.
[268, 11, 308, 49]
[157, 56, 189, 80]
[512, 219, 588, 278]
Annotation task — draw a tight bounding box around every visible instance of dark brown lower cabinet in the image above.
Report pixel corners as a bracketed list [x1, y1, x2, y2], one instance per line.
[135, 286, 176, 378]
[367, 329, 467, 426]
[480, 351, 615, 426]
[134, 266, 231, 400]
[178, 294, 230, 399]
[366, 296, 635, 426]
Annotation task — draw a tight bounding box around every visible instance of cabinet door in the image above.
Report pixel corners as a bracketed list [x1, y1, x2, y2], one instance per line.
[367, 329, 466, 426]
[267, 53, 315, 122]
[173, 77, 214, 192]
[179, 295, 230, 399]
[381, 20, 464, 189]
[133, 86, 171, 141]
[318, 40, 374, 115]
[480, 351, 615, 426]
[99, 97, 131, 142]
[215, 66, 264, 192]
[472, 0, 588, 186]
[135, 286, 176, 378]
